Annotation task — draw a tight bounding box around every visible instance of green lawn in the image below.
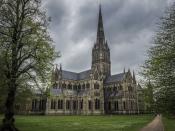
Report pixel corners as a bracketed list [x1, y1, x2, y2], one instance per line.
[163, 117, 175, 131]
[0, 115, 153, 131]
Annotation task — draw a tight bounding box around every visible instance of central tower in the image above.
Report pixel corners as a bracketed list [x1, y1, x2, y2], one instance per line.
[91, 5, 111, 80]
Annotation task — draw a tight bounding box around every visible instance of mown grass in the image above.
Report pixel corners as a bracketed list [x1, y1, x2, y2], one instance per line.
[0, 115, 153, 131]
[163, 117, 175, 131]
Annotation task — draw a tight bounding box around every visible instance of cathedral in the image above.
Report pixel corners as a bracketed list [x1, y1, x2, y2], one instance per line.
[30, 6, 144, 115]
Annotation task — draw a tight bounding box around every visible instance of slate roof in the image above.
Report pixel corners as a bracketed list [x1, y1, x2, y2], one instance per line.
[62, 70, 124, 82]
[62, 70, 91, 80]
[105, 73, 125, 83]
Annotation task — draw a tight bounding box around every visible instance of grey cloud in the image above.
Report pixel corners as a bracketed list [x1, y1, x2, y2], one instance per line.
[69, 4, 97, 44]
[42, 0, 173, 76]
[45, 0, 68, 29]
[104, 0, 167, 45]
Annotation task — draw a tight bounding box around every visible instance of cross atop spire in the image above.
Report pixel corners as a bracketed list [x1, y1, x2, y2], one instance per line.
[96, 4, 105, 44]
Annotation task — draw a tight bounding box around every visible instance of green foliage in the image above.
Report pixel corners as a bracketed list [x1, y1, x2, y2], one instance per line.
[0, 0, 58, 90]
[0, 0, 58, 128]
[142, 3, 175, 115]
[143, 82, 154, 112]
[163, 117, 175, 131]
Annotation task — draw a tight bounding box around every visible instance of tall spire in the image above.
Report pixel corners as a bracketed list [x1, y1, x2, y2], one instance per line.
[97, 4, 105, 44]
[92, 4, 111, 77]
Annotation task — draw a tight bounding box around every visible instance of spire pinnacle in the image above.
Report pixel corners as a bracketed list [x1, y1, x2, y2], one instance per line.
[97, 4, 105, 44]
[133, 70, 136, 84]
[56, 64, 58, 68]
[128, 68, 130, 73]
[60, 63, 62, 71]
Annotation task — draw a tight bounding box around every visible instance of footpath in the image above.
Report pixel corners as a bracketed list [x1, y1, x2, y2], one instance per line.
[140, 115, 164, 131]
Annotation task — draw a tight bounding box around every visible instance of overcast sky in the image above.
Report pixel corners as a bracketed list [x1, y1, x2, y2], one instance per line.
[42, 0, 174, 77]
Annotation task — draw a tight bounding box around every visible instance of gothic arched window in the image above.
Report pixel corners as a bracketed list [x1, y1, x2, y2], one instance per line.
[94, 72, 98, 80]
[86, 83, 90, 89]
[108, 101, 111, 111]
[82, 84, 85, 90]
[95, 99, 100, 110]
[128, 85, 133, 92]
[51, 99, 56, 109]
[58, 99, 63, 109]
[73, 85, 77, 90]
[114, 101, 119, 111]
[119, 85, 123, 90]
[80, 99, 83, 110]
[78, 84, 81, 91]
[53, 82, 57, 89]
[94, 83, 99, 89]
[73, 100, 77, 110]
[123, 101, 126, 110]
[68, 84, 72, 90]
[62, 83, 66, 89]
[66, 100, 70, 110]
[32, 99, 37, 111]
[88, 100, 92, 110]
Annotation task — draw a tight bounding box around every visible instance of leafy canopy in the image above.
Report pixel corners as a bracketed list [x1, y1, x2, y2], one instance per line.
[142, 3, 175, 115]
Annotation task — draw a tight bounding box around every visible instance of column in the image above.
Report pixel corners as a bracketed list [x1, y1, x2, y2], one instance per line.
[70, 98, 73, 114]
[45, 98, 49, 115]
[63, 98, 66, 114]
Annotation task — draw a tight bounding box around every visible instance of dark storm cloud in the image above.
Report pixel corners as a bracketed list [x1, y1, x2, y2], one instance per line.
[44, 0, 68, 29]
[43, 0, 174, 78]
[103, 0, 166, 44]
[70, 4, 97, 44]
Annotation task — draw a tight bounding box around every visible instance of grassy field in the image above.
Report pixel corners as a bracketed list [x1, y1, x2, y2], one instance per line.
[0, 115, 153, 131]
[163, 117, 175, 131]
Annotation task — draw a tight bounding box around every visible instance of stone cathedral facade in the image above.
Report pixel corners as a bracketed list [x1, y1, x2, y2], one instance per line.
[30, 6, 143, 115]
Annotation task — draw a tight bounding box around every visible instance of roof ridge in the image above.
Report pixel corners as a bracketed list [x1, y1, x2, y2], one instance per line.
[62, 69, 91, 74]
[111, 72, 124, 76]
[78, 69, 91, 74]
[62, 70, 78, 74]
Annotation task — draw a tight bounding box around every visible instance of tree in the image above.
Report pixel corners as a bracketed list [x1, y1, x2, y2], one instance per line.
[142, 3, 175, 116]
[0, 50, 8, 113]
[0, 56, 34, 114]
[0, 0, 58, 130]
[143, 81, 154, 113]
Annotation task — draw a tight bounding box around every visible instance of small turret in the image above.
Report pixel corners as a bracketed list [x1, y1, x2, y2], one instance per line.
[60, 63, 62, 71]
[59, 63, 62, 79]
[55, 64, 59, 81]
[128, 68, 131, 74]
[52, 64, 63, 89]
[133, 70, 136, 84]
[51, 66, 55, 83]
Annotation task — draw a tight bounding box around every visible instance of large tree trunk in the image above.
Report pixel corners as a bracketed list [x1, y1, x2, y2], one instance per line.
[1, 80, 18, 131]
